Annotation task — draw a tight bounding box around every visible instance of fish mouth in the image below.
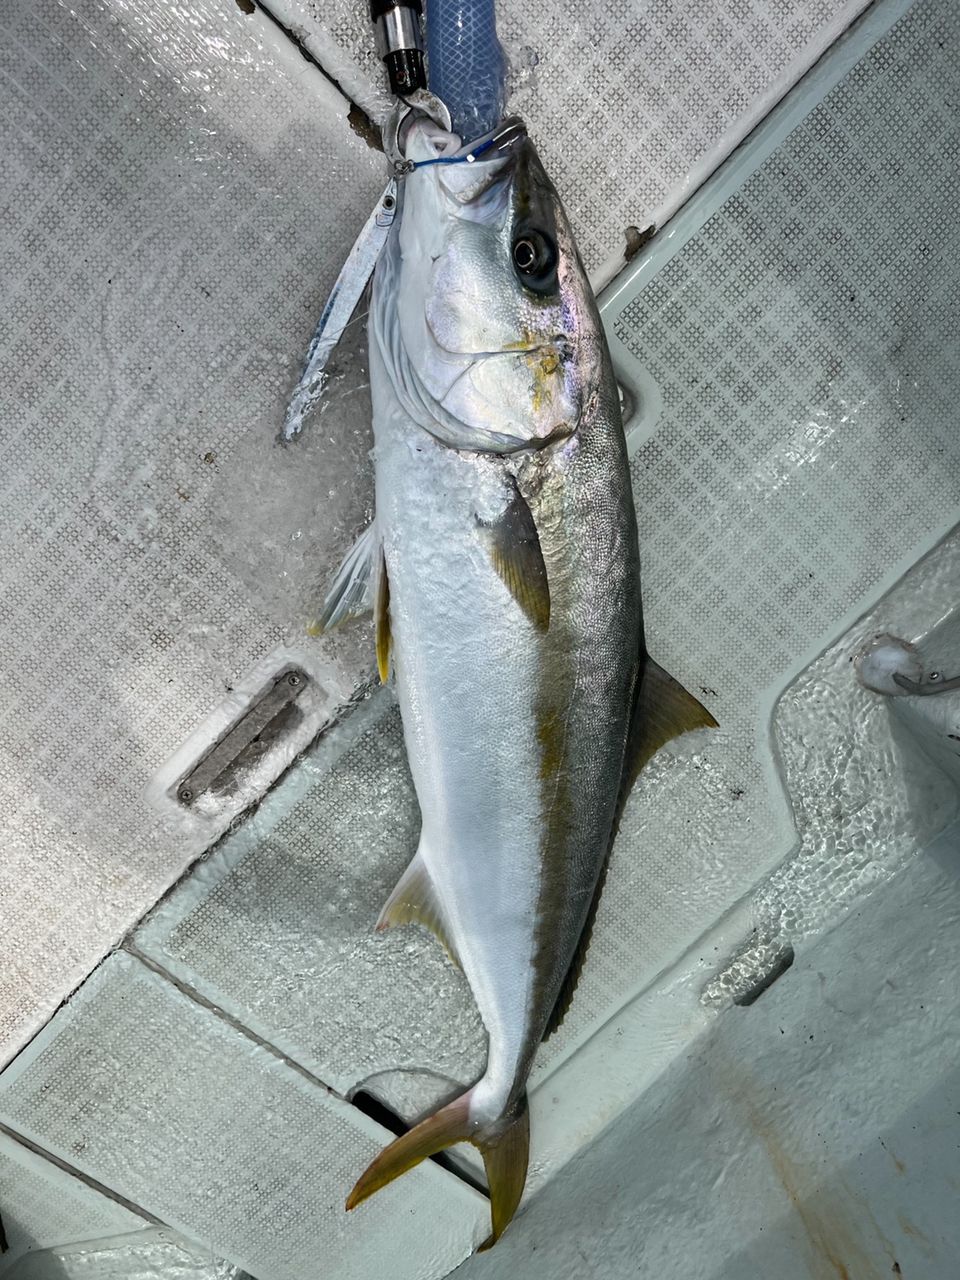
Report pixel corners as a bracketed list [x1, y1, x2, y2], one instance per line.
[479, 338, 570, 359]
[430, 331, 573, 361]
[437, 341, 570, 392]
[472, 342, 572, 382]
[428, 118, 531, 211]
[402, 115, 528, 166]
[448, 117, 529, 171]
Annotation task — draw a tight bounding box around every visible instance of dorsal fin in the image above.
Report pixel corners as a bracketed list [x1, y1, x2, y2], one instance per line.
[376, 852, 461, 969]
[620, 656, 718, 800]
[543, 856, 609, 1038]
[543, 654, 718, 1039]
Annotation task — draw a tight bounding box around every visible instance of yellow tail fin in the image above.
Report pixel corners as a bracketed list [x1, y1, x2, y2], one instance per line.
[476, 1100, 530, 1250]
[347, 1090, 530, 1250]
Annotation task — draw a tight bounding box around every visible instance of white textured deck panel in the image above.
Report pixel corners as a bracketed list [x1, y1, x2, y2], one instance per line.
[0, 953, 486, 1279]
[590, 0, 960, 1032]
[0, 1130, 143, 1272]
[8, 1229, 243, 1280]
[704, 529, 960, 1006]
[135, 687, 485, 1101]
[453, 828, 960, 1279]
[134, 0, 960, 1163]
[0, 0, 383, 1068]
[271, 0, 874, 278]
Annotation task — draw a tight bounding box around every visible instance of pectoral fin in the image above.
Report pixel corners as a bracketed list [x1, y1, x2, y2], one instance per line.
[481, 487, 550, 633]
[377, 851, 460, 969]
[310, 523, 392, 683]
[309, 522, 376, 636]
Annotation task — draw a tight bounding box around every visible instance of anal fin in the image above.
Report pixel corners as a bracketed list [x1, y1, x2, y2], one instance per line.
[377, 852, 460, 969]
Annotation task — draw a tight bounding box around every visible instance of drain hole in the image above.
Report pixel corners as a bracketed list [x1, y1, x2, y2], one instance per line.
[734, 945, 796, 1007]
[350, 1090, 488, 1197]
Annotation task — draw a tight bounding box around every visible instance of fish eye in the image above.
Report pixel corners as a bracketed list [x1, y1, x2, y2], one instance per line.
[511, 229, 558, 293]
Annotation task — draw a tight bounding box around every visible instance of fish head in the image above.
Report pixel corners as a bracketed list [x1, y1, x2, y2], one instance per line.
[396, 118, 604, 451]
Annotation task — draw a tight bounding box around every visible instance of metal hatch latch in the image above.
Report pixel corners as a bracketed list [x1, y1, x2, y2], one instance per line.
[176, 667, 309, 806]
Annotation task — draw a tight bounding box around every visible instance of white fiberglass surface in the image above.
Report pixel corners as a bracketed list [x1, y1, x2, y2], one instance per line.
[130, 0, 960, 1219]
[453, 825, 960, 1280]
[704, 528, 960, 1008]
[4, 1229, 244, 1280]
[0, 0, 383, 1070]
[1, 0, 959, 1275]
[0, 953, 487, 1277]
[885, 605, 960, 791]
[268, 0, 876, 283]
[0, 1131, 142, 1270]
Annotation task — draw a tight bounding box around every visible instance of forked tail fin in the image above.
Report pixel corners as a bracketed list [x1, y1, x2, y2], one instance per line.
[346, 1088, 530, 1250]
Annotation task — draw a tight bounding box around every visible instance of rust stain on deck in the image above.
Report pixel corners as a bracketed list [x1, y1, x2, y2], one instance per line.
[711, 1049, 889, 1280]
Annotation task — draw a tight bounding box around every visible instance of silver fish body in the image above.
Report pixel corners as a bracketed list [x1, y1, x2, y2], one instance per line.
[334, 117, 714, 1246]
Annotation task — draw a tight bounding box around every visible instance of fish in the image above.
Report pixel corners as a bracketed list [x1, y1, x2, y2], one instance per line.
[315, 114, 717, 1248]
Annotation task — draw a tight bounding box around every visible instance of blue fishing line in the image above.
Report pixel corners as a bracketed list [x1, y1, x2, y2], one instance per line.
[409, 136, 498, 168]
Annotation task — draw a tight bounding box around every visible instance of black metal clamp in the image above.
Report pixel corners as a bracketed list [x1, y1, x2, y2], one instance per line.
[370, 0, 426, 96]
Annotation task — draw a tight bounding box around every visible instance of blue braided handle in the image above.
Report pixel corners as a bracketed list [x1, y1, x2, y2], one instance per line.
[425, 0, 506, 141]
